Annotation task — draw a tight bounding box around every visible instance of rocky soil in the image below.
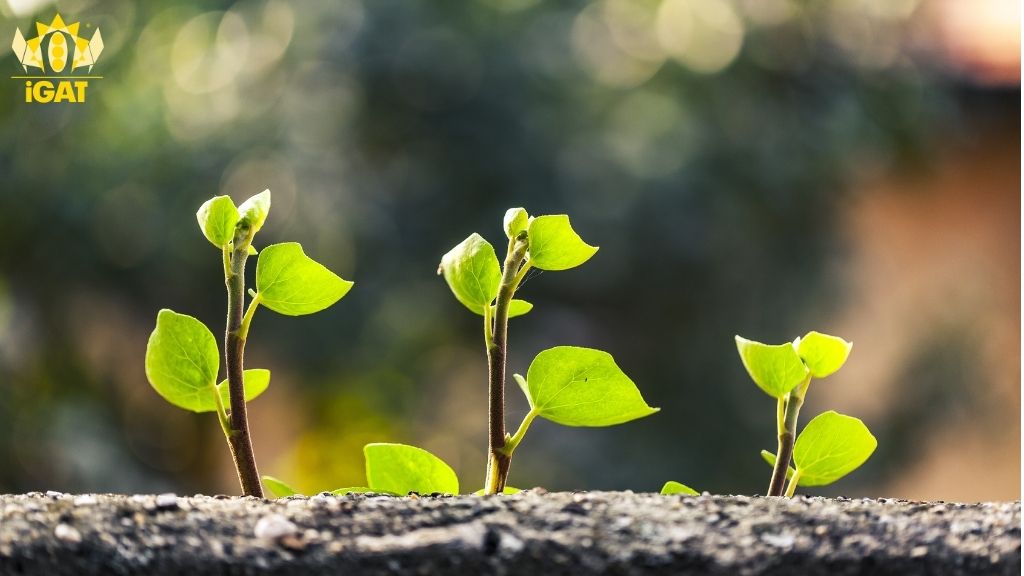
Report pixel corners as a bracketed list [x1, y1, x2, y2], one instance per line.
[0, 491, 1019, 575]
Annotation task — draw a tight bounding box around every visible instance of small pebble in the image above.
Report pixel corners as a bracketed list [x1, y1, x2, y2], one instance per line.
[73, 495, 97, 506]
[54, 523, 81, 543]
[255, 514, 299, 541]
[761, 532, 796, 548]
[155, 493, 179, 509]
[45, 491, 63, 498]
[911, 546, 929, 558]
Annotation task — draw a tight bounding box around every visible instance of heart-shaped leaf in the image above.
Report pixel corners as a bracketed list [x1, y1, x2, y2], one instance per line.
[145, 310, 220, 413]
[792, 411, 877, 487]
[256, 242, 353, 316]
[522, 346, 659, 427]
[526, 215, 598, 271]
[735, 336, 809, 398]
[364, 443, 460, 495]
[262, 475, 300, 497]
[796, 331, 852, 378]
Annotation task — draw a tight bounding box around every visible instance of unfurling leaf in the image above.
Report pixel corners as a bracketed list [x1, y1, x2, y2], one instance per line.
[660, 481, 698, 496]
[438, 233, 501, 315]
[196, 195, 239, 248]
[215, 369, 270, 411]
[256, 242, 353, 316]
[503, 207, 529, 239]
[497, 299, 533, 319]
[526, 215, 598, 271]
[145, 309, 219, 413]
[796, 331, 852, 378]
[237, 189, 271, 235]
[364, 443, 460, 495]
[523, 346, 659, 427]
[262, 475, 300, 497]
[734, 336, 809, 398]
[792, 411, 876, 487]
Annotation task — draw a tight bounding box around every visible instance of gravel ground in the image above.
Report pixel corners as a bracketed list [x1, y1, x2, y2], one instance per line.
[0, 491, 1018, 576]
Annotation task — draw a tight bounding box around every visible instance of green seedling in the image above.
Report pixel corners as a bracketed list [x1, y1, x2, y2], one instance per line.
[262, 443, 464, 497]
[439, 209, 657, 494]
[736, 330, 875, 496]
[761, 410, 877, 497]
[145, 190, 353, 497]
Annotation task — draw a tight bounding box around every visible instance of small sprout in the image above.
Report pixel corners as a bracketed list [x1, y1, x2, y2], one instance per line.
[736, 330, 870, 497]
[660, 481, 699, 496]
[262, 476, 300, 498]
[439, 210, 652, 495]
[145, 189, 353, 497]
[364, 443, 460, 496]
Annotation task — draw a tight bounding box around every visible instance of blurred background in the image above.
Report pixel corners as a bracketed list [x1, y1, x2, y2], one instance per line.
[0, 0, 1018, 502]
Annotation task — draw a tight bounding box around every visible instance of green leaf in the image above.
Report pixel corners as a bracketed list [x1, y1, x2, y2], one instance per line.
[187, 369, 271, 413]
[734, 336, 809, 398]
[796, 331, 852, 378]
[526, 215, 598, 271]
[145, 309, 220, 413]
[438, 233, 501, 315]
[256, 242, 353, 316]
[363, 443, 460, 495]
[196, 195, 239, 248]
[330, 487, 379, 495]
[760, 450, 796, 481]
[523, 346, 659, 427]
[262, 475, 301, 497]
[660, 481, 698, 496]
[793, 411, 877, 487]
[503, 207, 529, 239]
[215, 369, 271, 412]
[513, 373, 529, 399]
[472, 486, 521, 495]
[237, 189, 271, 235]
[496, 299, 533, 319]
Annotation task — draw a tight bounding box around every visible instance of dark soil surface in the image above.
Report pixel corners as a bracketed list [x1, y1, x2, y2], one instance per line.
[0, 491, 1018, 575]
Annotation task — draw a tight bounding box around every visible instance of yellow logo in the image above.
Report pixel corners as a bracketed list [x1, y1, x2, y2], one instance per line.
[11, 13, 104, 103]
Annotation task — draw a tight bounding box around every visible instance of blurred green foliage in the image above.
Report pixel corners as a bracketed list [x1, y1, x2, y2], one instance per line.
[0, 0, 1014, 496]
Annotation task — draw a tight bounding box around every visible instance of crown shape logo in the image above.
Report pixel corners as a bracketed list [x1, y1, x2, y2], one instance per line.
[11, 13, 104, 74]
